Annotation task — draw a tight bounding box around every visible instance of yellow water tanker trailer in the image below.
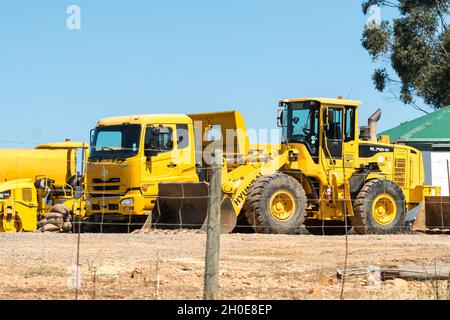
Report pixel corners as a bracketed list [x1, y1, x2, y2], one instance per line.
[0, 142, 88, 232]
[0, 149, 73, 185]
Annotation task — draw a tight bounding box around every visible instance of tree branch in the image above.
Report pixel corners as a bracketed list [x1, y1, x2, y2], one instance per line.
[387, 87, 430, 114]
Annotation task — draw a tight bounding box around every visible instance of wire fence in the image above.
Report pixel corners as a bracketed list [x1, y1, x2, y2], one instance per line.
[0, 144, 449, 300]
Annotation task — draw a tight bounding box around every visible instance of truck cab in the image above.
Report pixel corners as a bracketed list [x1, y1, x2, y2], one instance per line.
[86, 114, 200, 224]
[86, 111, 253, 229]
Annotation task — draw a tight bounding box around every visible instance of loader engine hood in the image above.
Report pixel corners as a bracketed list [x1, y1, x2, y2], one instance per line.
[87, 159, 141, 197]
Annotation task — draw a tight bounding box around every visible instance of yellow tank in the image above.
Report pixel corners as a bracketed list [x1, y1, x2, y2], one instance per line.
[0, 149, 74, 185]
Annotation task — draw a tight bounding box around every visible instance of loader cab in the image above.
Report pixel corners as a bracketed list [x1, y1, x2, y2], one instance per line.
[278, 98, 360, 165]
[279, 100, 321, 163]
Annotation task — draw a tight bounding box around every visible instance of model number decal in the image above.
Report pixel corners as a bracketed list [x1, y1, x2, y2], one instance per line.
[232, 173, 263, 208]
[359, 144, 393, 158]
[370, 146, 390, 152]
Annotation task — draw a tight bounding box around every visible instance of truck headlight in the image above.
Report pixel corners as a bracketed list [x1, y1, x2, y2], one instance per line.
[0, 190, 11, 200]
[120, 198, 134, 206]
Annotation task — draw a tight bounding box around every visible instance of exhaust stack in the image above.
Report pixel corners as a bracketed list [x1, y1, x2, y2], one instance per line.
[368, 109, 382, 142]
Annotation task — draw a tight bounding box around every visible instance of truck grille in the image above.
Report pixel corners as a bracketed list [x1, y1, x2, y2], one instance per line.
[93, 185, 120, 191]
[90, 194, 125, 198]
[92, 178, 121, 183]
[91, 204, 119, 211]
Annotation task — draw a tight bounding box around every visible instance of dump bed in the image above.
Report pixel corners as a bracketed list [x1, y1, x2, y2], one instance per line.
[188, 111, 250, 164]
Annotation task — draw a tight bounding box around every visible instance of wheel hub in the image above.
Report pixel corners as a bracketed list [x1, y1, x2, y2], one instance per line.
[269, 190, 296, 221]
[372, 194, 397, 226]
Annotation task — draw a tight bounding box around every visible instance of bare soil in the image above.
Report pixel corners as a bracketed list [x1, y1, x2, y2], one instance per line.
[0, 232, 449, 300]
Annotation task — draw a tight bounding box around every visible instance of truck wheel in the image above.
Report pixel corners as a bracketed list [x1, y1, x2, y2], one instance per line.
[244, 173, 307, 234]
[351, 179, 406, 235]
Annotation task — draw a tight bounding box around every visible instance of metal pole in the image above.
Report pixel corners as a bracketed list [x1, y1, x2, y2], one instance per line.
[204, 149, 222, 300]
[447, 272, 450, 300]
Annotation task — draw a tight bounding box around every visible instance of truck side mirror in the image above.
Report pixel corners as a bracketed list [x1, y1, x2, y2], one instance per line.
[145, 127, 161, 159]
[89, 129, 95, 146]
[277, 109, 285, 128]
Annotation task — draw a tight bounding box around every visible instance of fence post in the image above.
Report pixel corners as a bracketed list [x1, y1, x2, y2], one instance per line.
[448, 272, 450, 300]
[204, 149, 222, 300]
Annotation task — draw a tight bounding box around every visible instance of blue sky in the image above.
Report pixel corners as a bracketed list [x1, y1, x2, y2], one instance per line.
[0, 0, 432, 147]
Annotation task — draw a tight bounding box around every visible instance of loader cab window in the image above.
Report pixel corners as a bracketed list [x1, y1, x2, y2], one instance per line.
[284, 101, 320, 163]
[90, 125, 141, 160]
[144, 126, 174, 157]
[345, 107, 356, 142]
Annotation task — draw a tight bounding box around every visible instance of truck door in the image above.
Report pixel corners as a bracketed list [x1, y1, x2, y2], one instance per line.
[174, 124, 198, 182]
[143, 124, 179, 183]
[142, 123, 198, 183]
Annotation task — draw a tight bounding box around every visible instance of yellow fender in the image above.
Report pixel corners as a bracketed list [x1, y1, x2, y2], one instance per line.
[224, 151, 289, 216]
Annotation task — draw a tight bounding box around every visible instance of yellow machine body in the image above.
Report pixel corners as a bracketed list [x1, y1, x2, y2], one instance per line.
[0, 149, 71, 185]
[0, 179, 38, 232]
[86, 98, 442, 234]
[0, 142, 88, 232]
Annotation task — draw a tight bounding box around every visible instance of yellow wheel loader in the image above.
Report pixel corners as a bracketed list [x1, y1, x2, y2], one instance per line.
[86, 97, 444, 235]
[0, 141, 88, 232]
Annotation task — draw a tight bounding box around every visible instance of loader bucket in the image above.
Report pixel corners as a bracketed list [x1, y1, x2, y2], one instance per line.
[154, 183, 237, 233]
[200, 195, 238, 234]
[413, 197, 450, 232]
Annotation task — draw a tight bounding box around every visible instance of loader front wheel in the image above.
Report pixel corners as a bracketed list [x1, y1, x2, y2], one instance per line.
[351, 179, 406, 235]
[244, 173, 307, 234]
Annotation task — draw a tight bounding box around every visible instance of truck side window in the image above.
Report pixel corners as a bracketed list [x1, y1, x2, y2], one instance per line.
[144, 126, 174, 157]
[176, 124, 190, 149]
[345, 107, 355, 142]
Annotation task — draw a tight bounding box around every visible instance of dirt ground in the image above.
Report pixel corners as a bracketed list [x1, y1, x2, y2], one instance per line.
[0, 232, 449, 300]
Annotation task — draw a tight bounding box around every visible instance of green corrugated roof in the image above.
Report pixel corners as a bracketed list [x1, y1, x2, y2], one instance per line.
[381, 105, 450, 143]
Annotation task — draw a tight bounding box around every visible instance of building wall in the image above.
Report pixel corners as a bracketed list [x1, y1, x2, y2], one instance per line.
[430, 152, 450, 196]
[422, 151, 433, 185]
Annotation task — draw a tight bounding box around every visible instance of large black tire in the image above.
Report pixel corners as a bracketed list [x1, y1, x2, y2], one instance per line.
[244, 173, 307, 234]
[305, 219, 352, 236]
[351, 179, 406, 235]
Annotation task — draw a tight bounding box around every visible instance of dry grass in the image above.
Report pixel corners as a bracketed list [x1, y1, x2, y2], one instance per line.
[0, 233, 449, 300]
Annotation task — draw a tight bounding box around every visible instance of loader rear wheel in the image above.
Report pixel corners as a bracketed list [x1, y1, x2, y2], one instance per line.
[244, 173, 307, 234]
[351, 179, 406, 235]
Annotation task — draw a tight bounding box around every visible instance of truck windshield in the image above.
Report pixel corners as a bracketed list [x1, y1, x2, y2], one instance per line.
[90, 125, 141, 160]
[283, 101, 320, 162]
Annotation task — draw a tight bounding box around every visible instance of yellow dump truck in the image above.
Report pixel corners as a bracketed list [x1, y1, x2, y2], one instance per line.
[85, 98, 443, 235]
[0, 141, 88, 232]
